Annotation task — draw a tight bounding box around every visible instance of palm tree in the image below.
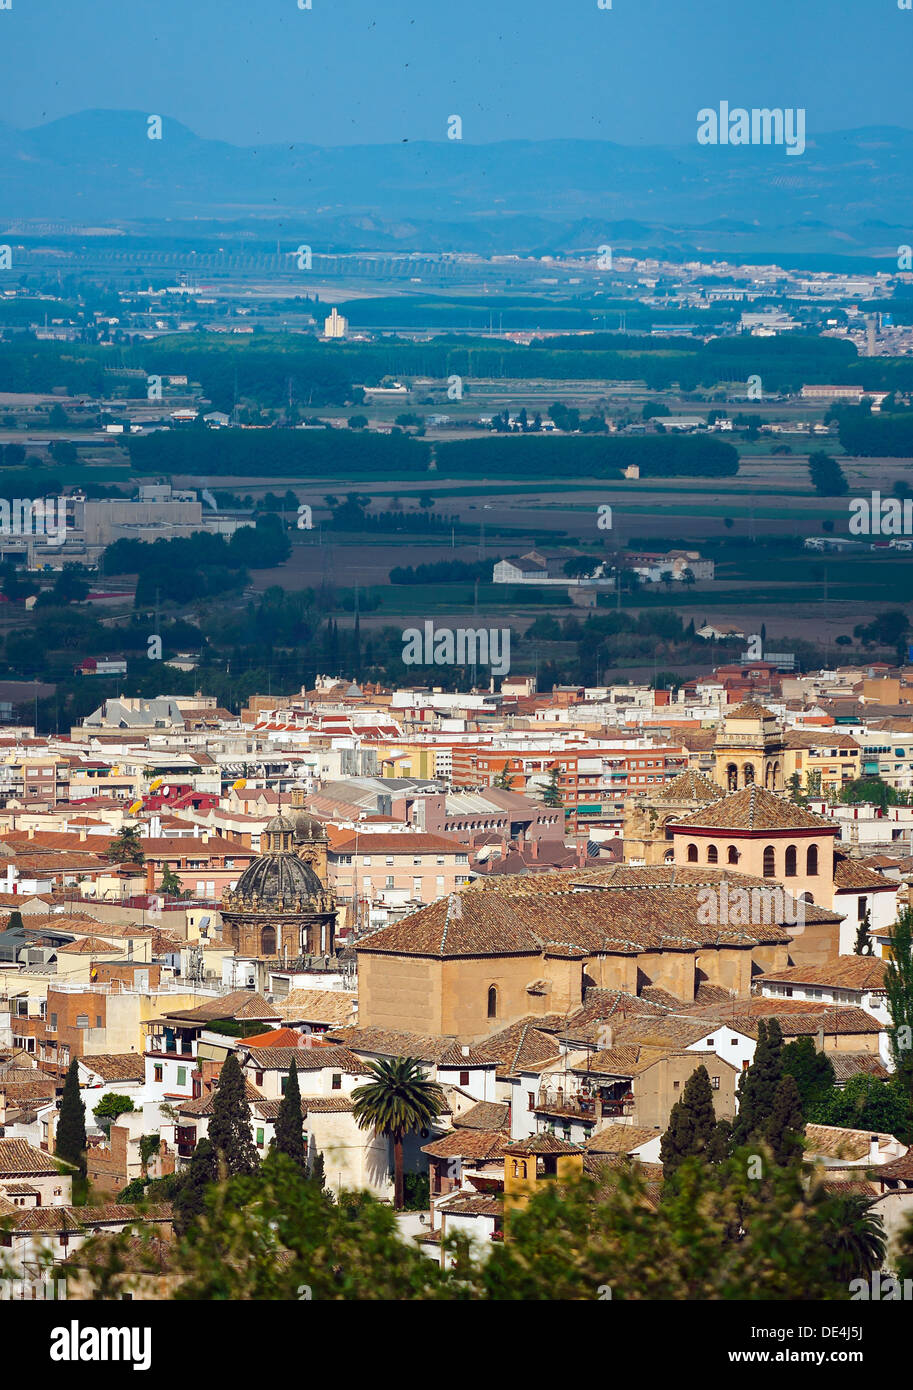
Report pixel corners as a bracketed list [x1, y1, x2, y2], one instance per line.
[351, 1057, 445, 1210]
[815, 1194, 886, 1282]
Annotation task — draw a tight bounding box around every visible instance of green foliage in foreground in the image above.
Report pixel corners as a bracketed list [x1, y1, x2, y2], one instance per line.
[74, 1146, 898, 1301]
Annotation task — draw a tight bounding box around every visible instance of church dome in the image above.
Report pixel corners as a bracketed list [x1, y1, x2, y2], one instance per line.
[265, 813, 295, 835]
[231, 850, 325, 910]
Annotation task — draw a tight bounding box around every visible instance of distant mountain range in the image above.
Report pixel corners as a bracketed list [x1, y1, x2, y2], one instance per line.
[1, 110, 912, 258]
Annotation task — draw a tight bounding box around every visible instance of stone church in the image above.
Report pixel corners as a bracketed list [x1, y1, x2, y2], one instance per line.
[623, 702, 788, 865]
[220, 809, 336, 960]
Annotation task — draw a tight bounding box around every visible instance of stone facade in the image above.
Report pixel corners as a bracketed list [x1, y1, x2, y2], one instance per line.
[220, 812, 336, 960]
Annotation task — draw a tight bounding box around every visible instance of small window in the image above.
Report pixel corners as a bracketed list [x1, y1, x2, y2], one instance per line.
[487, 985, 498, 1019]
[686, 843, 698, 863]
[710, 1076, 720, 1090]
[176, 1067, 186, 1087]
[331, 1074, 342, 1091]
[76, 1014, 89, 1029]
[784, 845, 797, 877]
[763, 845, 776, 878]
[807, 844, 819, 876]
[459, 1070, 470, 1087]
[727, 846, 739, 865]
[256, 1071, 264, 1087]
[154, 1065, 163, 1083]
[707, 844, 718, 864]
[256, 1128, 265, 1147]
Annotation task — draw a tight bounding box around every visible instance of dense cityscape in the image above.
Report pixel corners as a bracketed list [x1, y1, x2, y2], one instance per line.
[3, 0, 913, 1363]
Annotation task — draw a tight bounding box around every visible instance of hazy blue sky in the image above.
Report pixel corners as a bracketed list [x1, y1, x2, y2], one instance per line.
[1, 0, 911, 146]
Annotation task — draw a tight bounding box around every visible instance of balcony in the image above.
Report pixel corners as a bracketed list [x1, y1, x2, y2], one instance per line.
[535, 1089, 635, 1121]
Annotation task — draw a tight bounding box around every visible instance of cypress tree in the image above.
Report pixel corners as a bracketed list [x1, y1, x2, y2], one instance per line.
[275, 1060, 305, 1168]
[308, 1149, 326, 1192]
[765, 1075, 805, 1167]
[781, 1035, 836, 1115]
[854, 910, 874, 956]
[173, 1138, 217, 1234]
[208, 1053, 259, 1177]
[731, 1018, 785, 1147]
[659, 1064, 717, 1179]
[56, 1059, 87, 1179]
[886, 906, 913, 1087]
[707, 1117, 733, 1164]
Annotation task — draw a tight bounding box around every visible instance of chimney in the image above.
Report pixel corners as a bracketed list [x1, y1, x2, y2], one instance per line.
[869, 1134, 880, 1163]
[145, 860, 155, 893]
[27, 826, 35, 840]
[530, 838, 538, 860]
[461, 1045, 470, 1057]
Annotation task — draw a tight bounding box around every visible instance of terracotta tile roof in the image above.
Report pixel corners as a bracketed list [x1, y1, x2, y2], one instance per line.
[178, 1079, 264, 1115]
[329, 832, 465, 855]
[437, 1042, 498, 1067]
[78, 1203, 172, 1226]
[0, 1138, 62, 1176]
[435, 1193, 502, 1217]
[163, 991, 280, 1024]
[356, 869, 814, 960]
[804, 1125, 898, 1161]
[756, 956, 887, 991]
[301, 1096, 357, 1113]
[658, 769, 724, 803]
[830, 1052, 890, 1083]
[505, 1133, 582, 1156]
[874, 1151, 913, 1181]
[422, 1129, 510, 1160]
[833, 855, 899, 893]
[12, 1207, 83, 1232]
[572, 1044, 669, 1078]
[326, 1026, 477, 1065]
[57, 936, 124, 954]
[252, 1096, 307, 1120]
[677, 997, 882, 1037]
[453, 1101, 511, 1132]
[672, 784, 838, 833]
[476, 1017, 565, 1077]
[783, 731, 859, 750]
[726, 701, 776, 719]
[237, 1027, 304, 1049]
[275, 989, 358, 1027]
[584, 1126, 661, 1154]
[243, 1044, 370, 1074]
[77, 1054, 147, 1083]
